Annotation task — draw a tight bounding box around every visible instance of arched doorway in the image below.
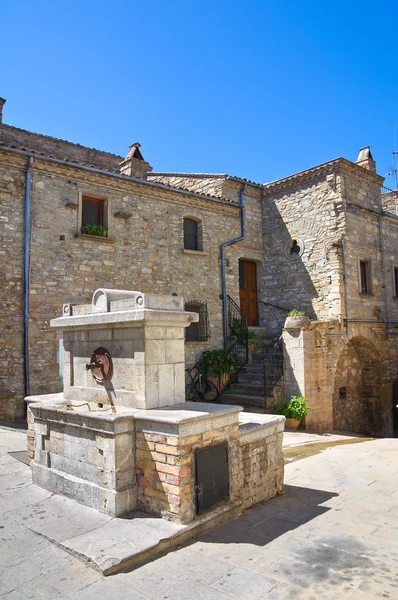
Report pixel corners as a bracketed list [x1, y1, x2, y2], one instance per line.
[333, 337, 382, 436]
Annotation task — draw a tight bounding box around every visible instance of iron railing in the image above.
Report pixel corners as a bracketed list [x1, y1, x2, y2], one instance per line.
[263, 336, 284, 402]
[227, 295, 249, 365]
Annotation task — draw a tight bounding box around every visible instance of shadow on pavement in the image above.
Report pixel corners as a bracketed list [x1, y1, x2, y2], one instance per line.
[197, 485, 338, 547]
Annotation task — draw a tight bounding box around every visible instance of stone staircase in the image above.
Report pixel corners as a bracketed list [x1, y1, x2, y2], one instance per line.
[221, 328, 284, 412]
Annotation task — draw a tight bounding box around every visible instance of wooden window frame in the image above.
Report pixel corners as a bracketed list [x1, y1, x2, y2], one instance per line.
[183, 217, 203, 252]
[78, 192, 110, 237]
[358, 259, 372, 295]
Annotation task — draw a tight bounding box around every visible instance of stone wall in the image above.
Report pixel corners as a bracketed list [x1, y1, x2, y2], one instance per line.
[239, 416, 284, 508]
[0, 123, 122, 171]
[260, 170, 346, 340]
[0, 158, 25, 418]
[0, 150, 266, 420]
[382, 190, 398, 214]
[283, 320, 396, 435]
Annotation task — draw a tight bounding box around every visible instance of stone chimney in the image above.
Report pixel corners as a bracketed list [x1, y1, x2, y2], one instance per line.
[356, 146, 376, 173]
[0, 98, 6, 124]
[119, 143, 153, 179]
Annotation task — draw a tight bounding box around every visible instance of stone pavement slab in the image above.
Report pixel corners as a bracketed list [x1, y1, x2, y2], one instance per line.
[2, 426, 398, 599]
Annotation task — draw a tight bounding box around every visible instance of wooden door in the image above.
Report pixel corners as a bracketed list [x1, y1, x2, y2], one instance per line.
[239, 260, 258, 326]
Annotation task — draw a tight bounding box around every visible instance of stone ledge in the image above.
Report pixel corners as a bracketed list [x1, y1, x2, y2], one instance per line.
[59, 499, 243, 576]
[50, 309, 198, 330]
[239, 413, 285, 445]
[181, 249, 209, 256]
[75, 234, 115, 243]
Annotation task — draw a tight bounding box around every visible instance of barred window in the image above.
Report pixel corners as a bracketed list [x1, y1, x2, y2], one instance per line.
[185, 301, 211, 342]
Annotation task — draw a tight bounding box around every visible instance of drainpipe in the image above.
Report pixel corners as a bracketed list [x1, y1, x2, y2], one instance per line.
[24, 156, 34, 397]
[220, 183, 247, 348]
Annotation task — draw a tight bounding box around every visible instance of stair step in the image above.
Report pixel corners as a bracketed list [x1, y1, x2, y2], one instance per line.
[230, 383, 264, 395]
[220, 393, 266, 408]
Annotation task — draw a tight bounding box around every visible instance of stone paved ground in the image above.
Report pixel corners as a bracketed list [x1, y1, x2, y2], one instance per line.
[1, 426, 398, 599]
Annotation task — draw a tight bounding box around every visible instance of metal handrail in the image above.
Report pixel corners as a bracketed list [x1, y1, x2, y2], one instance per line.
[263, 336, 284, 404]
[227, 295, 249, 365]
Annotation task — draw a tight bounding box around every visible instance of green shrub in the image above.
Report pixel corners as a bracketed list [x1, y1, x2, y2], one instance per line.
[267, 395, 311, 420]
[199, 349, 240, 378]
[288, 310, 306, 317]
[81, 224, 107, 237]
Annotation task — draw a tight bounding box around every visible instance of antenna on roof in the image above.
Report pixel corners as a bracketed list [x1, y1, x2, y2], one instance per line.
[385, 124, 398, 190]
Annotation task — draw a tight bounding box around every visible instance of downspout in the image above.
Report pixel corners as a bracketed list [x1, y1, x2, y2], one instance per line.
[23, 156, 34, 397]
[220, 183, 247, 348]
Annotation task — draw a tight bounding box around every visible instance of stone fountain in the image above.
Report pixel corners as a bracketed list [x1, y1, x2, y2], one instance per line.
[26, 289, 285, 525]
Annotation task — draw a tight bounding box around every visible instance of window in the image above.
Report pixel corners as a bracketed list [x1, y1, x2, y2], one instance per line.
[183, 218, 199, 250]
[80, 194, 108, 236]
[359, 260, 371, 295]
[185, 301, 210, 342]
[394, 267, 398, 298]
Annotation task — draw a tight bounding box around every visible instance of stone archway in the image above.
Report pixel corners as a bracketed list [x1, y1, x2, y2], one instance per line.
[333, 337, 382, 436]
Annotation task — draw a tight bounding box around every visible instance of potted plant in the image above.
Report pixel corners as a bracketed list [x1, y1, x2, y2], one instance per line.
[199, 349, 240, 393]
[81, 224, 108, 237]
[284, 310, 310, 330]
[267, 395, 311, 430]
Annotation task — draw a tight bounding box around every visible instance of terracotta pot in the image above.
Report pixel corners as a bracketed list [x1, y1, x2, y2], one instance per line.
[285, 417, 301, 430]
[207, 372, 230, 393]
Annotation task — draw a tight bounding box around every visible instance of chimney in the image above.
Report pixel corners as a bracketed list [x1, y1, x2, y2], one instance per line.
[356, 146, 376, 173]
[0, 97, 6, 124]
[119, 143, 153, 179]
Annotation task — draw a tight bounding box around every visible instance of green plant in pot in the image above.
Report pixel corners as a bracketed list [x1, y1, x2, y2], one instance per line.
[81, 224, 108, 237]
[267, 395, 311, 430]
[199, 349, 240, 393]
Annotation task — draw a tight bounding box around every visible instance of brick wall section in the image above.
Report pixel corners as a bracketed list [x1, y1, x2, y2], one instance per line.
[135, 421, 241, 524]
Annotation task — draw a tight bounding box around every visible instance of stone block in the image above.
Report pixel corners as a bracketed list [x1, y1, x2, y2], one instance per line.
[165, 339, 185, 364]
[145, 339, 166, 365]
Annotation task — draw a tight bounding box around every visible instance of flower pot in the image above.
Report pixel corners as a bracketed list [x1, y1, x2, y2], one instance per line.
[285, 417, 301, 430]
[207, 372, 230, 393]
[284, 316, 310, 330]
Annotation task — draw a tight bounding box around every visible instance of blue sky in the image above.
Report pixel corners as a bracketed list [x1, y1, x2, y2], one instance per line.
[1, 1, 397, 187]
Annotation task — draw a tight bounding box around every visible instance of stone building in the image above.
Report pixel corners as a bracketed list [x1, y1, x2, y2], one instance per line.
[1, 97, 398, 437]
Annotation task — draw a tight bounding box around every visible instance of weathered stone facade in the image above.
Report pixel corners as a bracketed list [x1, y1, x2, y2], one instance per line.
[1, 97, 398, 436]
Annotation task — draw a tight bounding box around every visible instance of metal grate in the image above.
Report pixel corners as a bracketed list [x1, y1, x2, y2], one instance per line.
[195, 442, 229, 514]
[185, 301, 211, 342]
[227, 295, 248, 365]
[263, 337, 284, 402]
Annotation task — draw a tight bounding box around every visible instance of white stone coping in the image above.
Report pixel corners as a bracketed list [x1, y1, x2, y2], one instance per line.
[26, 394, 140, 434]
[25, 396, 242, 437]
[135, 402, 241, 425]
[50, 309, 199, 330]
[135, 402, 242, 437]
[239, 413, 285, 444]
